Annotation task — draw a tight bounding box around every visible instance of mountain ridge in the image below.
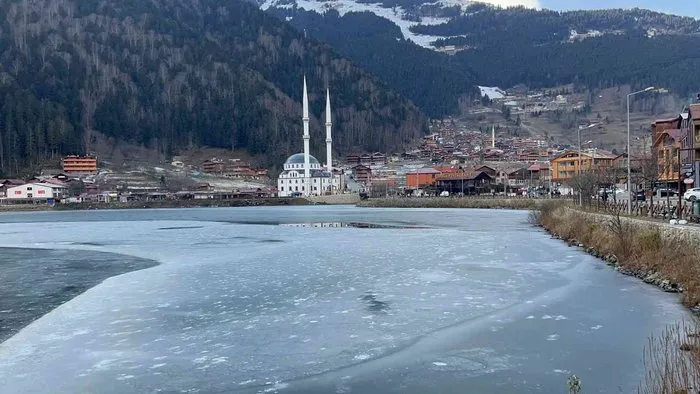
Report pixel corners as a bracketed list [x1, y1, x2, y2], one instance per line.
[0, 0, 426, 176]
[265, 1, 700, 119]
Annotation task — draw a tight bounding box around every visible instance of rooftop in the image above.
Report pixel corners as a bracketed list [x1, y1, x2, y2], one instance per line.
[407, 168, 441, 175]
[285, 153, 320, 165]
[690, 104, 700, 121]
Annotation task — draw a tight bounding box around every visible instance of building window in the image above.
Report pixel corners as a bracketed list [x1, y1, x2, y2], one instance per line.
[313, 187, 317, 191]
[26, 186, 32, 191]
[295, 187, 298, 191]
[280, 187, 284, 191]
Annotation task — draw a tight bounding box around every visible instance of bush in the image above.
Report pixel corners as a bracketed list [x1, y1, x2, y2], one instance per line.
[639, 320, 700, 394]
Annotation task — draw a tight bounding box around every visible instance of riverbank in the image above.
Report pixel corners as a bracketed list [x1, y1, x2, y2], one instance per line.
[533, 202, 700, 310]
[0, 197, 311, 212]
[358, 197, 550, 210]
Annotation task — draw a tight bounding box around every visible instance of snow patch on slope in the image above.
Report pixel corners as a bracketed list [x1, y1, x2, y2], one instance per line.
[261, 0, 453, 48]
[478, 86, 505, 100]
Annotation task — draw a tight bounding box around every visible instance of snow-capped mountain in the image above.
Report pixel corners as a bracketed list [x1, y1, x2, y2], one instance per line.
[259, 0, 475, 49]
[257, 0, 700, 120]
[258, 0, 700, 50]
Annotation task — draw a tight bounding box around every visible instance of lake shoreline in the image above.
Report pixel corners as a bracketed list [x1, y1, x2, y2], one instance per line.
[534, 202, 700, 313]
[357, 197, 556, 210]
[0, 197, 312, 212]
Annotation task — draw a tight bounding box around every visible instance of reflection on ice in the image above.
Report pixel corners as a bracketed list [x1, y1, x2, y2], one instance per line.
[279, 222, 428, 229]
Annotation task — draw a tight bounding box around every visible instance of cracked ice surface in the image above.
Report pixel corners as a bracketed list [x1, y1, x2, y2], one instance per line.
[0, 207, 689, 393]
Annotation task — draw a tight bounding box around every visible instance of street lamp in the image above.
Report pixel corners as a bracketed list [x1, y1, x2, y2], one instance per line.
[627, 86, 655, 214]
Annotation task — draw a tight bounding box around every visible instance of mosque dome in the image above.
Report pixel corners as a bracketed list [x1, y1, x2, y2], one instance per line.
[285, 153, 320, 165]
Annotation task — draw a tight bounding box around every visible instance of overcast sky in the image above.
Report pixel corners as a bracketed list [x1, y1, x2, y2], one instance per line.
[481, 0, 699, 18]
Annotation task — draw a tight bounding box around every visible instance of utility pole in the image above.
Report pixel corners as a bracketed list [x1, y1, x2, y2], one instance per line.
[578, 127, 582, 206]
[627, 87, 655, 214]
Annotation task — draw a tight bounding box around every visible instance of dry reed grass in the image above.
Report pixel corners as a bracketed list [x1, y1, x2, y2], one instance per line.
[358, 197, 540, 210]
[638, 320, 700, 394]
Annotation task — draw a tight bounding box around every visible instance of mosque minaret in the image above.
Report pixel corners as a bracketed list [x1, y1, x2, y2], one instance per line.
[277, 77, 344, 197]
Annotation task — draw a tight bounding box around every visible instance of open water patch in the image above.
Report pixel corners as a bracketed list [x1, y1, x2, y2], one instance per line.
[158, 226, 205, 231]
[68, 241, 110, 247]
[0, 247, 158, 343]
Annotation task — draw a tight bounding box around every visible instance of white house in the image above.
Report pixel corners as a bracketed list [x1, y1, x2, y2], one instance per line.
[4, 183, 67, 202]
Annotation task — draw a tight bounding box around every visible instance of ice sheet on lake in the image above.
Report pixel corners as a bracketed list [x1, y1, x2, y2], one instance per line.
[0, 207, 685, 393]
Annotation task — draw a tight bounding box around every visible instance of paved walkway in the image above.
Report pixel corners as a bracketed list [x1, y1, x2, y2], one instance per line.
[572, 207, 700, 234]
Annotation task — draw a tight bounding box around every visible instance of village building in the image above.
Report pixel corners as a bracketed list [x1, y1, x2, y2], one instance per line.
[3, 182, 67, 204]
[62, 155, 98, 174]
[652, 127, 683, 183]
[202, 158, 268, 180]
[0, 179, 26, 198]
[345, 152, 387, 166]
[435, 171, 493, 195]
[406, 168, 441, 189]
[351, 164, 372, 185]
[551, 150, 619, 182]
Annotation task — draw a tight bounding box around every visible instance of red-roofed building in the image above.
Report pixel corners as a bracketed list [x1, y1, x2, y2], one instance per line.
[406, 168, 441, 189]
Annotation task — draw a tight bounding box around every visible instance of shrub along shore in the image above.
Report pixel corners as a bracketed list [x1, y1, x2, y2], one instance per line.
[357, 197, 543, 210]
[532, 201, 700, 311]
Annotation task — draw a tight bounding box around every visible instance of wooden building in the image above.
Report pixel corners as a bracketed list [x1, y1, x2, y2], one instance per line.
[435, 171, 493, 195]
[62, 155, 98, 174]
[352, 165, 372, 184]
[406, 168, 441, 189]
[551, 150, 619, 182]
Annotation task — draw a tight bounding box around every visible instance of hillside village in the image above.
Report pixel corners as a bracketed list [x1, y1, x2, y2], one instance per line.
[1, 84, 698, 206]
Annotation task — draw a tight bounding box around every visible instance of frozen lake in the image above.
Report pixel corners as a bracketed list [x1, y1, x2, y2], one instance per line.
[0, 206, 690, 393]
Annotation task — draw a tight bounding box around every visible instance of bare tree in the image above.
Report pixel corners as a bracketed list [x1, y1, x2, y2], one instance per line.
[637, 150, 661, 208]
[568, 171, 598, 206]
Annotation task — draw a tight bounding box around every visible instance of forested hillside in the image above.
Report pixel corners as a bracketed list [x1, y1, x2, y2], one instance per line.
[270, 9, 479, 117]
[0, 0, 425, 176]
[266, 2, 700, 118]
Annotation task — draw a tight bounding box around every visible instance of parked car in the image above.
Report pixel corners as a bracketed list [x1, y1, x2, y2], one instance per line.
[655, 188, 679, 198]
[684, 188, 700, 202]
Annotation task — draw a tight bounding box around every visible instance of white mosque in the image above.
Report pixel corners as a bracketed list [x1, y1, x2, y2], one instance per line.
[277, 77, 344, 197]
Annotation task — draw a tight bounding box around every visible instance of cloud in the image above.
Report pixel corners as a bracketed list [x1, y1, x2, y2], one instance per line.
[478, 0, 541, 9]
